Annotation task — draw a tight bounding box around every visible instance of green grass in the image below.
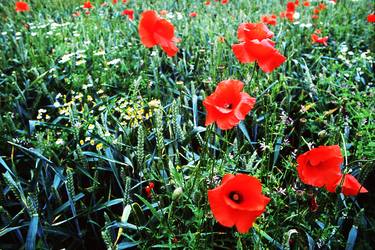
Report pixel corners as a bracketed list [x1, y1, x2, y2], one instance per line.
[0, 0, 374, 249]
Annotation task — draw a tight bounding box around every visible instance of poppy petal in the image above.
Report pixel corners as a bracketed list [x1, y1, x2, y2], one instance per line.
[232, 43, 256, 63]
[139, 10, 159, 47]
[307, 145, 343, 166]
[237, 23, 273, 42]
[222, 174, 266, 211]
[245, 39, 286, 73]
[216, 114, 240, 130]
[341, 174, 368, 196]
[154, 19, 175, 47]
[234, 93, 256, 120]
[297, 158, 342, 187]
[235, 210, 263, 233]
[208, 187, 237, 227]
[257, 51, 286, 73]
[324, 174, 343, 193]
[222, 174, 235, 184]
[161, 43, 179, 57]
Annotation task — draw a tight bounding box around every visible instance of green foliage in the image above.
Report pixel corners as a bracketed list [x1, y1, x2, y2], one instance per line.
[0, 0, 374, 249]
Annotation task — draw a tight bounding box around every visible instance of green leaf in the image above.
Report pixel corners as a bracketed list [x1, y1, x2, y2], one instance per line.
[25, 215, 39, 250]
[345, 225, 358, 250]
[134, 194, 161, 222]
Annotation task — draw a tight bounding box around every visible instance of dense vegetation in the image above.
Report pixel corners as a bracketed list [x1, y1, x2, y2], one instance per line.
[0, 0, 374, 249]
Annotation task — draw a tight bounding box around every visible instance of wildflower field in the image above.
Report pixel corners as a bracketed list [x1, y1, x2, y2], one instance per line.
[0, 0, 374, 249]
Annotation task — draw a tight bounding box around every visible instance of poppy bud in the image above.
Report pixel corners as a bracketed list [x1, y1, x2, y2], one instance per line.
[309, 196, 319, 212]
[318, 130, 327, 138]
[172, 187, 183, 201]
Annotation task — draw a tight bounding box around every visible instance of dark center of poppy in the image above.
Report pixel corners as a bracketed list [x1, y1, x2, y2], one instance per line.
[229, 191, 242, 203]
[224, 103, 232, 109]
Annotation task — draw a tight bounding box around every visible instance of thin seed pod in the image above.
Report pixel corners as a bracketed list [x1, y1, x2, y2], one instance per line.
[31, 189, 39, 212]
[26, 196, 38, 216]
[101, 229, 113, 250]
[66, 168, 76, 198]
[123, 177, 131, 205]
[2, 173, 21, 202]
[171, 100, 185, 142]
[137, 126, 145, 166]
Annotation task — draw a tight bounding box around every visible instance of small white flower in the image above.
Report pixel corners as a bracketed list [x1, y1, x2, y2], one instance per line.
[176, 12, 183, 20]
[293, 12, 300, 20]
[59, 53, 74, 64]
[94, 50, 106, 56]
[300, 23, 312, 28]
[76, 59, 86, 66]
[55, 139, 65, 145]
[107, 58, 121, 65]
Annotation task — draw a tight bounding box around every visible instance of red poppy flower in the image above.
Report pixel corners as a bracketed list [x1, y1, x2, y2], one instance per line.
[203, 80, 256, 130]
[232, 23, 286, 73]
[311, 34, 328, 46]
[312, 14, 319, 19]
[313, 8, 320, 15]
[145, 182, 155, 198]
[297, 145, 343, 190]
[15, 1, 30, 12]
[368, 14, 375, 23]
[208, 174, 270, 233]
[205, 1, 211, 5]
[279, 2, 296, 21]
[318, 3, 326, 10]
[303, 1, 310, 6]
[112, 0, 118, 4]
[138, 10, 180, 57]
[261, 14, 277, 26]
[83, 1, 93, 9]
[286, 2, 296, 12]
[221, 0, 229, 4]
[189, 12, 197, 17]
[298, 145, 368, 196]
[122, 9, 134, 20]
[122, 0, 127, 3]
[295, 0, 299, 5]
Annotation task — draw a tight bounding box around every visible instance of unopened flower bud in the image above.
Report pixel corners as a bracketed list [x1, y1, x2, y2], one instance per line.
[172, 187, 183, 201]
